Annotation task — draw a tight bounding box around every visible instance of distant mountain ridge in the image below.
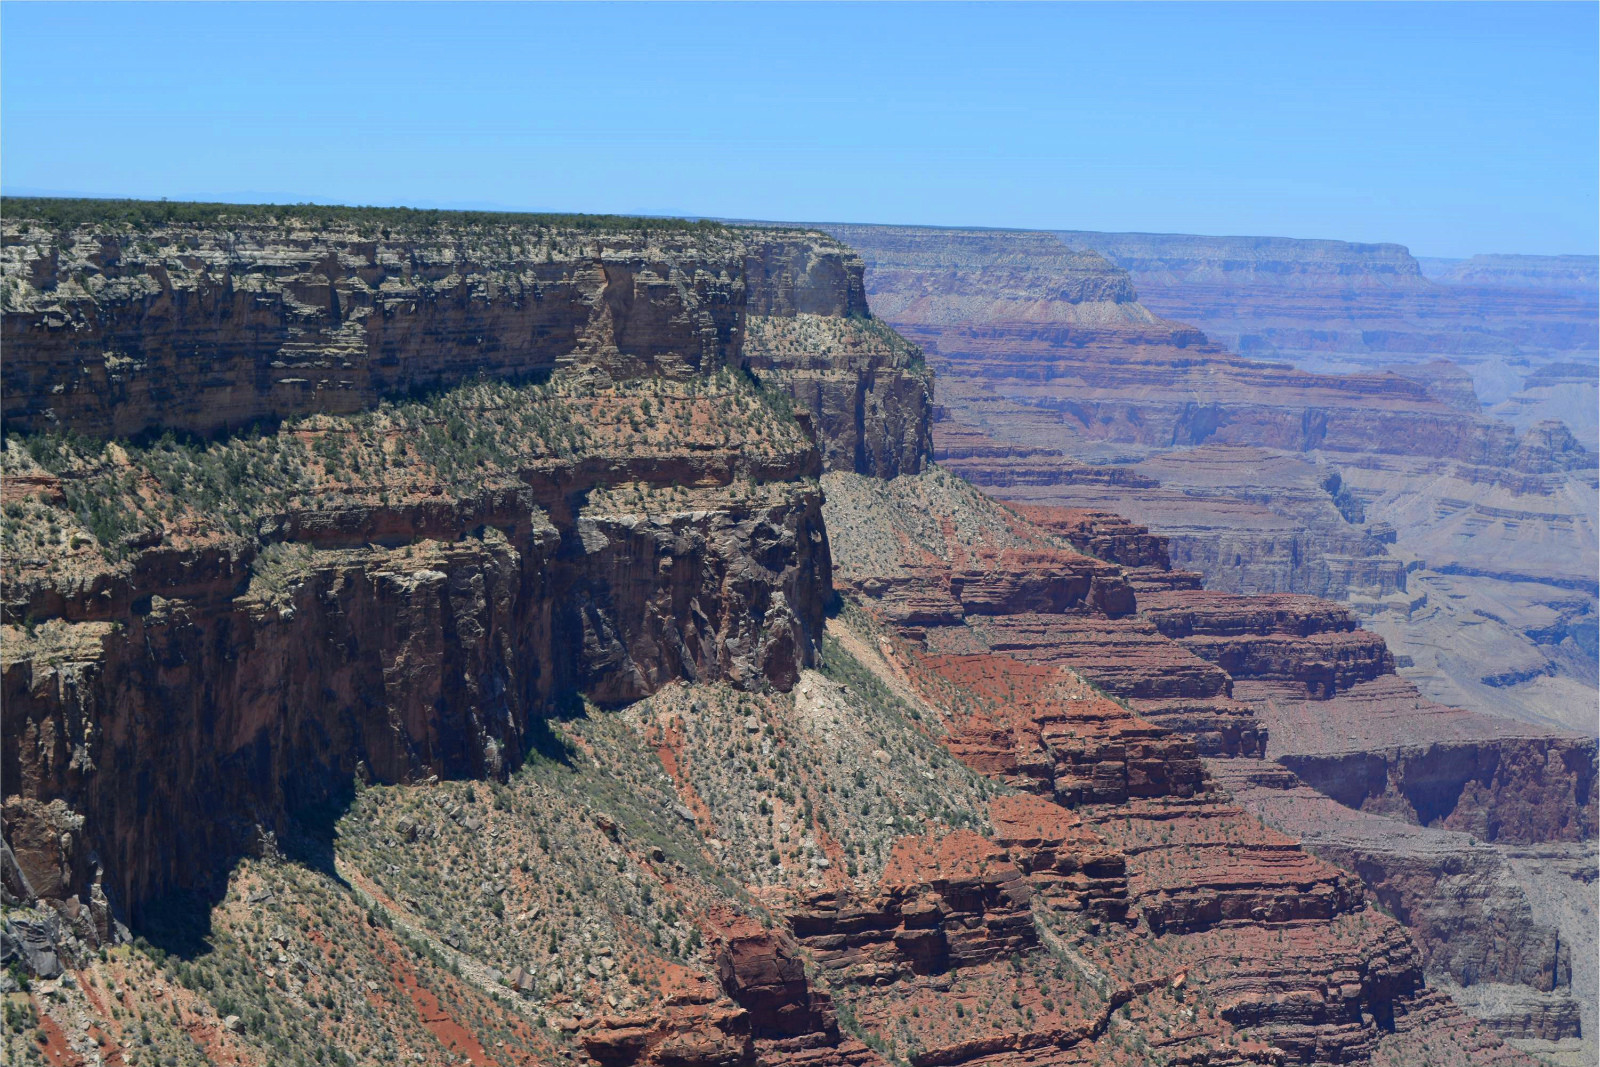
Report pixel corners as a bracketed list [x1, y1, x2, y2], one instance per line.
[1057, 229, 1427, 288]
[1031, 226, 1597, 393]
[1418, 254, 1600, 289]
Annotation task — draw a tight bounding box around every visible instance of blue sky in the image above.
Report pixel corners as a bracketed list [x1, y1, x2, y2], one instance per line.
[3, 2, 1595, 257]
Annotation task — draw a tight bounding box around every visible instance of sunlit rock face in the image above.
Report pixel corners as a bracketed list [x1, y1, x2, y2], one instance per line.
[1, 206, 933, 928]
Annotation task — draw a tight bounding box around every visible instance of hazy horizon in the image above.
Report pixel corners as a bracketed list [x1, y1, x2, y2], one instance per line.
[5, 188, 1597, 265]
[4, 2, 1596, 258]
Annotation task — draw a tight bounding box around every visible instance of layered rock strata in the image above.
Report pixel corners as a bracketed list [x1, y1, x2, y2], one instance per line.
[578, 912, 881, 1067]
[4, 476, 828, 925]
[741, 312, 932, 479]
[824, 226, 1579, 470]
[987, 794, 1129, 919]
[4, 206, 924, 474]
[1213, 759, 1597, 1063]
[1056, 232, 1597, 383]
[0, 202, 1574, 1067]
[789, 830, 1037, 983]
[823, 220, 1596, 738]
[821, 465, 1592, 1061]
[0, 203, 932, 937]
[819, 470, 1542, 1062]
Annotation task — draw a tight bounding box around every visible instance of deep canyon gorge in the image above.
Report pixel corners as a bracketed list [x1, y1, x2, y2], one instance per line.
[0, 200, 1594, 1067]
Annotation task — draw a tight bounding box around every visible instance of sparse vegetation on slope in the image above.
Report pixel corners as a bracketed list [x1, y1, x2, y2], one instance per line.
[1, 367, 811, 567]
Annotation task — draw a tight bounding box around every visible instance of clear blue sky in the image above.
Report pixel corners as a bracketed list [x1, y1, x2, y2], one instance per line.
[4, 2, 1595, 257]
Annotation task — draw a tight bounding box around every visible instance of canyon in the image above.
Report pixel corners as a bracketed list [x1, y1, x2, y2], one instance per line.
[820, 221, 1597, 1062]
[821, 468, 1595, 1063]
[823, 223, 1598, 740]
[0, 200, 1592, 1067]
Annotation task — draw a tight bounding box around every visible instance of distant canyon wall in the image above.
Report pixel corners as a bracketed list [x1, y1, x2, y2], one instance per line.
[1055, 229, 1598, 379]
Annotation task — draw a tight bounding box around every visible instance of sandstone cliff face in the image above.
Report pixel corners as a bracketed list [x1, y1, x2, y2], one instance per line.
[2, 206, 929, 478]
[6, 219, 740, 438]
[1279, 737, 1597, 845]
[741, 313, 931, 479]
[3, 482, 828, 923]
[1234, 669, 1598, 849]
[0, 205, 934, 936]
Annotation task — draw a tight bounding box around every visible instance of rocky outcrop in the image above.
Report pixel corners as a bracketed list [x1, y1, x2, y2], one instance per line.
[0, 202, 940, 943]
[927, 651, 1207, 804]
[1509, 418, 1593, 473]
[1141, 591, 1395, 697]
[1094, 794, 1367, 936]
[1008, 505, 1176, 570]
[742, 313, 932, 479]
[2, 201, 929, 477]
[579, 995, 753, 1067]
[577, 932, 884, 1067]
[2, 477, 829, 927]
[948, 549, 1132, 618]
[698, 912, 883, 1067]
[987, 794, 1129, 920]
[1141, 591, 1365, 641]
[788, 830, 1036, 983]
[709, 914, 837, 1038]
